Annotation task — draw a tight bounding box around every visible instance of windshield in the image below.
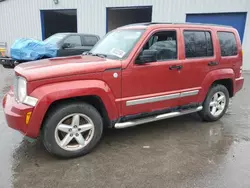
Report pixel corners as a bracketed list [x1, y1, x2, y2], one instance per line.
[90, 29, 144, 59]
[44, 33, 67, 45]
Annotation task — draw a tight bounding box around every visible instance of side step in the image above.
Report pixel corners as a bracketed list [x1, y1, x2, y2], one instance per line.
[114, 106, 203, 129]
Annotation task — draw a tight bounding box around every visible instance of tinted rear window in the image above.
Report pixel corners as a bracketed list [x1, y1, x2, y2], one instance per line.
[184, 31, 214, 58]
[83, 36, 99, 46]
[217, 32, 238, 56]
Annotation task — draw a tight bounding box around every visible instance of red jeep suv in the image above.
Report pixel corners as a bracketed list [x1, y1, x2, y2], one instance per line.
[3, 23, 244, 158]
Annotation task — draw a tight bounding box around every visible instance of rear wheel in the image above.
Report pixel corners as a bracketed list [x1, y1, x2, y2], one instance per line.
[41, 102, 103, 158]
[199, 84, 229, 122]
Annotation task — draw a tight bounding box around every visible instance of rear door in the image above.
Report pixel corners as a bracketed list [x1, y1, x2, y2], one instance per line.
[178, 28, 219, 106]
[57, 35, 84, 56]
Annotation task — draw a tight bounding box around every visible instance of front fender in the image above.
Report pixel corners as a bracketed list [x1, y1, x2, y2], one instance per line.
[27, 80, 118, 137]
[198, 68, 235, 102]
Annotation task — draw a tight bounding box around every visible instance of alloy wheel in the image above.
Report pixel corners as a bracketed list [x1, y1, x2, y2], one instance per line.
[54, 113, 95, 151]
[209, 91, 226, 117]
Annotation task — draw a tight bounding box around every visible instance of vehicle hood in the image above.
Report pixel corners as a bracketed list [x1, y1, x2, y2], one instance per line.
[15, 55, 121, 81]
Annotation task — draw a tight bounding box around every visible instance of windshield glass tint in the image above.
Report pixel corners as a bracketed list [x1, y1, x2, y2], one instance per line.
[44, 34, 66, 45]
[90, 30, 144, 59]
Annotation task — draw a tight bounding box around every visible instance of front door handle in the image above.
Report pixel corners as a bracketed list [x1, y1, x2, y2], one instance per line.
[169, 65, 183, 70]
[208, 61, 219, 66]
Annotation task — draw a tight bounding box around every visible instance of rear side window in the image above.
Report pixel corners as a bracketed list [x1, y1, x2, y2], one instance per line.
[217, 32, 238, 56]
[83, 36, 99, 46]
[64, 36, 82, 47]
[184, 31, 214, 58]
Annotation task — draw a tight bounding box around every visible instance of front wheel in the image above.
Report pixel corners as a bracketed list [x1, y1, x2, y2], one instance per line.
[41, 102, 103, 158]
[199, 84, 229, 122]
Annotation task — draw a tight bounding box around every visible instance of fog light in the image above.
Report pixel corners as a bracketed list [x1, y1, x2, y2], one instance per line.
[26, 112, 32, 125]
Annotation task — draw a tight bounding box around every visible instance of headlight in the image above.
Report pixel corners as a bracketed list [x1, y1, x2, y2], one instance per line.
[14, 76, 38, 107]
[17, 77, 27, 102]
[14, 76, 27, 102]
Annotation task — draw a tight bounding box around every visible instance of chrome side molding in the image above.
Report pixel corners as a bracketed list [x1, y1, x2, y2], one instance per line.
[114, 106, 203, 129]
[126, 90, 199, 106]
[126, 93, 180, 106]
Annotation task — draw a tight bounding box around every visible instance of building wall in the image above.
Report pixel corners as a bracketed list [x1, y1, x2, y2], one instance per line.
[0, 0, 249, 69]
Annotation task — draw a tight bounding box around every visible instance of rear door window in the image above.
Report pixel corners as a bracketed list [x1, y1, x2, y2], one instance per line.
[64, 36, 82, 47]
[83, 36, 99, 46]
[217, 32, 238, 56]
[184, 31, 214, 58]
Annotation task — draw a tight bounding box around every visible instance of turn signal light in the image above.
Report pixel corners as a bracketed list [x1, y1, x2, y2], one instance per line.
[25, 112, 32, 125]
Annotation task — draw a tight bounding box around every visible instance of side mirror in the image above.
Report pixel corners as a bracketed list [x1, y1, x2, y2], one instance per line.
[137, 50, 157, 64]
[62, 43, 71, 49]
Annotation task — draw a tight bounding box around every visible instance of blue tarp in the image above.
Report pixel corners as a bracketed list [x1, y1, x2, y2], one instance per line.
[10, 38, 58, 61]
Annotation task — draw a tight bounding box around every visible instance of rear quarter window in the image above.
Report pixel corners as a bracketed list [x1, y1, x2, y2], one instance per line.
[217, 32, 238, 56]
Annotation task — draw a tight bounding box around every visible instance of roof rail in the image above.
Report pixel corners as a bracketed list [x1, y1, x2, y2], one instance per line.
[121, 22, 232, 28]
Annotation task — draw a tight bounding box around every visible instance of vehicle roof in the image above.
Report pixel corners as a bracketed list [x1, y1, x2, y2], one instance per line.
[119, 22, 234, 30]
[56, 32, 99, 36]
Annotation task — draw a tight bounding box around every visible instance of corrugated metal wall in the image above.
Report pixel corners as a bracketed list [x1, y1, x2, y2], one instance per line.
[0, 0, 249, 69]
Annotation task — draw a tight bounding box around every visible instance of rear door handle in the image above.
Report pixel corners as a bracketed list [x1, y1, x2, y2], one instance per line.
[169, 65, 183, 70]
[208, 61, 219, 66]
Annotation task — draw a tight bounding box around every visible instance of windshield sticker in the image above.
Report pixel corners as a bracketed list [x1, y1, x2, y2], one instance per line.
[110, 48, 126, 58]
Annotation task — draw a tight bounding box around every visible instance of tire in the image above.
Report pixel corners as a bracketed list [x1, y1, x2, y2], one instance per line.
[199, 84, 229, 122]
[41, 102, 103, 158]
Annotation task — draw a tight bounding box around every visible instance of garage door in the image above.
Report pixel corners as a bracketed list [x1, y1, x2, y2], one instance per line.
[106, 6, 152, 32]
[186, 13, 247, 42]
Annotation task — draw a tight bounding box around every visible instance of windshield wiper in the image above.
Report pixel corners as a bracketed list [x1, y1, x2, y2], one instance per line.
[92, 53, 107, 58]
[82, 51, 93, 55]
[83, 52, 107, 58]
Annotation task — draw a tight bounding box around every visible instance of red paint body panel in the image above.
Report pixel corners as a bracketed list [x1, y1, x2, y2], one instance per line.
[197, 68, 235, 102]
[235, 77, 244, 94]
[15, 55, 118, 81]
[3, 23, 244, 138]
[3, 90, 35, 137]
[28, 80, 119, 137]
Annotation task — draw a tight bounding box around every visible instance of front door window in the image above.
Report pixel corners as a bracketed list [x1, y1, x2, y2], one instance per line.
[141, 31, 178, 61]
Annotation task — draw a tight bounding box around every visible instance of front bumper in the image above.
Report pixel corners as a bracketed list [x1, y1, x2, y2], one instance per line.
[3, 90, 36, 138]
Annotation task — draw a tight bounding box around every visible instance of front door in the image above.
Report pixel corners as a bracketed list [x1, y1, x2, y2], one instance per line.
[121, 29, 184, 117]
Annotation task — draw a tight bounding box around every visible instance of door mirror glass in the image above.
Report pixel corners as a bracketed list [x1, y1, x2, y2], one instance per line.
[137, 50, 157, 64]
